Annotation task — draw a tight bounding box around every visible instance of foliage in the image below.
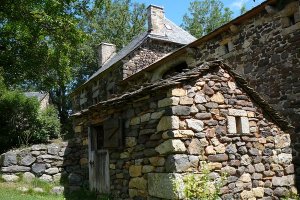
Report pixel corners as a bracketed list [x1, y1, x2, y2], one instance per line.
[0, 90, 40, 151]
[0, 91, 60, 153]
[182, 0, 233, 38]
[36, 106, 61, 141]
[174, 164, 227, 200]
[0, 0, 147, 133]
[240, 4, 247, 15]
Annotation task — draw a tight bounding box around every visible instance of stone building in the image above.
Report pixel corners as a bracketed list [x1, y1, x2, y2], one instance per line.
[71, 0, 300, 199]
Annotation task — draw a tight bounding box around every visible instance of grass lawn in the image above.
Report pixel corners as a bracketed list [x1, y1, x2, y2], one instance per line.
[0, 183, 65, 200]
[0, 182, 98, 200]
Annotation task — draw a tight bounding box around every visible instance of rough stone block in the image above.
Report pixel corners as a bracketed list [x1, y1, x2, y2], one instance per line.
[194, 93, 207, 103]
[274, 134, 291, 149]
[2, 174, 19, 182]
[20, 154, 36, 166]
[141, 113, 151, 123]
[1, 152, 17, 167]
[179, 96, 193, 105]
[149, 157, 165, 166]
[252, 187, 264, 198]
[148, 173, 184, 199]
[130, 116, 141, 126]
[168, 105, 191, 116]
[228, 109, 247, 116]
[186, 119, 204, 132]
[155, 139, 186, 155]
[207, 154, 228, 162]
[158, 97, 179, 107]
[157, 116, 179, 132]
[169, 88, 186, 97]
[227, 116, 237, 134]
[162, 130, 194, 139]
[238, 117, 250, 134]
[129, 165, 142, 177]
[165, 154, 190, 172]
[129, 177, 147, 190]
[1, 165, 30, 173]
[272, 175, 294, 186]
[210, 92, 225, 103]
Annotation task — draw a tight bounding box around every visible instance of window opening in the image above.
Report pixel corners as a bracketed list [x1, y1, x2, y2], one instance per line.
[288, 14, 296, 26]
[236, 117, 242, 134]
[224, 43, 230, 54]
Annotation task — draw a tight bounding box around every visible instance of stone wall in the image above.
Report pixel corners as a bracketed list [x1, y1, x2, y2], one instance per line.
[0, 141, 85, 191]
[123, 39, 181, 79]
[191, 1, 300, 129]
[72, 64, 295, 199]
[72, 39, 182, 112]
[146, 66, 296, 199]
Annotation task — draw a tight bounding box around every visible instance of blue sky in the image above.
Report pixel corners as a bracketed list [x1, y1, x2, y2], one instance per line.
[134, 0, 265, 25]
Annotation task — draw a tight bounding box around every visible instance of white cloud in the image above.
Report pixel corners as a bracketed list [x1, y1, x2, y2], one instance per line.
[230, 0, 249, 9]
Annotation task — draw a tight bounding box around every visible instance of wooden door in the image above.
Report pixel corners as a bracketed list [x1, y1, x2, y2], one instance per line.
[88, 126, 110, 193]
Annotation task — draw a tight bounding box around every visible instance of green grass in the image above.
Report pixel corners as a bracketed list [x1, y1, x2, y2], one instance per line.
[0, 183, 64, 200]
[0, 175, 98, 200]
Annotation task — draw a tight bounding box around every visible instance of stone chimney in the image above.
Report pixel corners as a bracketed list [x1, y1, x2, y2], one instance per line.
[97, 42, 116, 67]
[147, 5, 165, 35]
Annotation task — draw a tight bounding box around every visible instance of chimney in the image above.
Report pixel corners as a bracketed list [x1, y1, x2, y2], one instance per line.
[97, 42, 116, 67]
[147, 5, 165, 35]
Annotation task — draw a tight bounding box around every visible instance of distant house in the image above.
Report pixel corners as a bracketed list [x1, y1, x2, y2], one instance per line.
[24, 92, 50, 110]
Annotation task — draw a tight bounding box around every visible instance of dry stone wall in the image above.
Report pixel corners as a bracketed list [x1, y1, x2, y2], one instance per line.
[146, 66, 296, 200]
[72, 65, 295, 199]
[192, 1, 300, 130]
[73, 39, 182, 112]
[0, 141, 85, 191]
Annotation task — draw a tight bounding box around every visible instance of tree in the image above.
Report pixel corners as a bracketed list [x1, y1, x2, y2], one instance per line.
[0, 0, 147, 135]
[0, 0, 84, 132]
[240, 4, 247, 15]
[182, 0, 233, 38]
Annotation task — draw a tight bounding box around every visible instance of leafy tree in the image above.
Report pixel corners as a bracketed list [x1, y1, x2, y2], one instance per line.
[182, 0, 233, 38]
[0, 0, 84, 132]
[0, 0, 146, 134]
[240, 4, 247, 15]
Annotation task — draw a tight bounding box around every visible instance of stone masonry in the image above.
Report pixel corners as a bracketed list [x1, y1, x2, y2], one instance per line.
[72, 62, 295, 199]
[0, 141, 85, 191]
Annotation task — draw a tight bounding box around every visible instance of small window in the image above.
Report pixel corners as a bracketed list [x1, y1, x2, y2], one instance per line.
[236, 117, 242, 134]
[288, 14, 296, 26]
[224, 43, 230, 54]
[227, 115, 250, 134]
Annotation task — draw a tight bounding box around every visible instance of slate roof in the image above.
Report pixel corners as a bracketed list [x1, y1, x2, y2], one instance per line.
[87, 17, 196, 82]
[24, 92, 48, 102]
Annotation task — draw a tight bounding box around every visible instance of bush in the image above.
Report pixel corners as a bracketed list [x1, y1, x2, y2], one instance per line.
[0, 90, 61, 153]
[0, 90, 40, 152]
[36, 106, 61, 141]
[174, 164, 227, 200]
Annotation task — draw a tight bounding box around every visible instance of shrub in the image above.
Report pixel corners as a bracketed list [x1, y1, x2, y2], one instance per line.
[35, 106, 61, 141]
[174, 164, 227, 200]
[0, 90, 61, 153]
[0, 90, 40, 152]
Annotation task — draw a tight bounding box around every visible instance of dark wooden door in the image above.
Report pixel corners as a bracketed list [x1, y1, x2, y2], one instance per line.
[88, 126, 110, 193]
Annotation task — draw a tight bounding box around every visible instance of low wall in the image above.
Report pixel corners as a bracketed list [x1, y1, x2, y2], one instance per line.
[0, 140, 85, 190]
